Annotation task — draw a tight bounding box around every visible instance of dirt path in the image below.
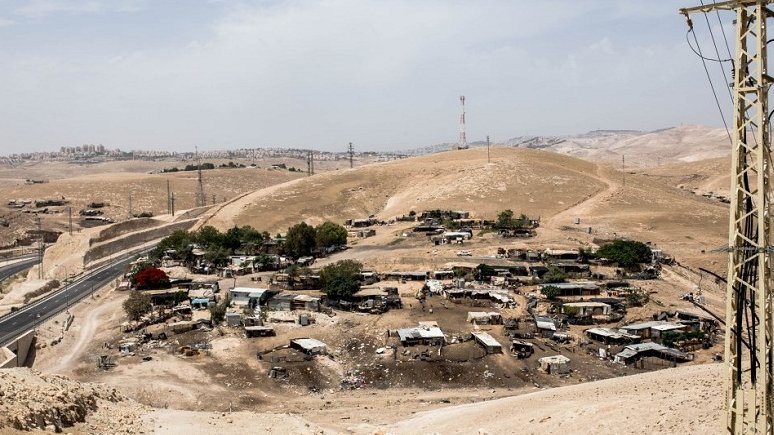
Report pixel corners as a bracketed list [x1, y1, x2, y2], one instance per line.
[544, 164, 619, 229]
[45, 292, 123, 375]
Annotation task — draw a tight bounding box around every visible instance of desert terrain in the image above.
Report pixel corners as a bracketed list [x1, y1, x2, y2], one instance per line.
[0, 126, 739, 434]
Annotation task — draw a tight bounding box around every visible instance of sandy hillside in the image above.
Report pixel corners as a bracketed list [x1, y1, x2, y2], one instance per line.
[377, 363, 723, 435]
[637, 156, 730, 197]
[202, 147, 608, 233]
[202, 146, 729, 274]
[538, 125, 729, 168]
[0, 167, 304, 247]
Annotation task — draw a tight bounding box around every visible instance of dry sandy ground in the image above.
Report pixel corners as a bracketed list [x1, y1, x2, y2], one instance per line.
[144, 410, 335, 435]
[370, 363, 723, 435]
[0, 164, 303, 247]
[203, 147, 607, 234]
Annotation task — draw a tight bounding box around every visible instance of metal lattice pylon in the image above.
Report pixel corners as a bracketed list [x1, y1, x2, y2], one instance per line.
[681, 1, 773, 433]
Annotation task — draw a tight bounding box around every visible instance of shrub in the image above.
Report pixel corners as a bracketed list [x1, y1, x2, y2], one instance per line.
[473, 264, 496, 282]
[210, 297, 230, 324]
[540, 285, 560, 299]
[542, 266, 567, 284]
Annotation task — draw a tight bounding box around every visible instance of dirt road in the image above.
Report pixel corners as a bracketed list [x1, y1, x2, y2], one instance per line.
[45, 291, 123, 375]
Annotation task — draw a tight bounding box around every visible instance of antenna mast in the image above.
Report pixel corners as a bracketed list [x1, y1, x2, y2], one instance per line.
[681, 2, 773, 432]
[348, 142, 354, 169]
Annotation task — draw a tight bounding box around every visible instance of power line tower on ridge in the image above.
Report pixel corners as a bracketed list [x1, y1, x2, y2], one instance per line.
[681, 1, 773, 433]
[195, 146, 206, 207]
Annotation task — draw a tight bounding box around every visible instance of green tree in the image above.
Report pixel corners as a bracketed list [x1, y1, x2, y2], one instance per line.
[578, 247, 593, 264]
[496, 209, 515, 229]
[542, 266, 567, 284]
[495, 209, 528, 229]
[320, 260, 363, 300]
[540, 285, 560, 299]
[442, 217, 461, 231]
[123, 291, 152, 321]
[205, 246, 230, 267]
[284, 222, 317, 258]
[596, 240, 652, 267]
[253, 253, 275, 271]
[315, 221, 348, 250]
[210, 296, 231, 324]
[473, 264, 496, 281]
[195, 226, 225, 249]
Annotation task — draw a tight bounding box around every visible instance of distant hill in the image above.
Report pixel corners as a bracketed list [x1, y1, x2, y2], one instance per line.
[406, 125, 729, 168]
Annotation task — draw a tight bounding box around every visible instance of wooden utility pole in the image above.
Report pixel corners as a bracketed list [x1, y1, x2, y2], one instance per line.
[167, 179, 171, 215]
[680, 2, 774, 433]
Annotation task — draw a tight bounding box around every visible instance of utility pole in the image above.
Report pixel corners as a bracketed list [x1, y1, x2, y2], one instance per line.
[307, 151, 312, 176]
[171, 192, 175, 217]
[348, 142, 354, 169]
[167, 179, 171, 215]
[67, 207, 72, 235]
[622, 155, 625, 189]
[195, 146, 206, 207]
[680, 2, 773, 433]
[36, 216, 43, 279]
[486, 135, 490, 164]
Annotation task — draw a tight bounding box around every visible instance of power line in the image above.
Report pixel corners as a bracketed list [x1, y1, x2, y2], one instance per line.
[687, 27, 733, 144]
[698, 0, 734, 103]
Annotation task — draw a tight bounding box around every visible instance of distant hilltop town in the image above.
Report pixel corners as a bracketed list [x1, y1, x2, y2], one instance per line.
[0, 144, 409, 164]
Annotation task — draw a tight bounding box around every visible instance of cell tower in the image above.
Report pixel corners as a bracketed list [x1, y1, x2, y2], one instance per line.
[681, 1, 773, 433]
[458, 95, 468, 149]
[195, 146, 206, 207]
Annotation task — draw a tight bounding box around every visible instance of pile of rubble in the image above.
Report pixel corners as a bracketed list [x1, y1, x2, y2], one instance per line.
[0, 368, 146, 433]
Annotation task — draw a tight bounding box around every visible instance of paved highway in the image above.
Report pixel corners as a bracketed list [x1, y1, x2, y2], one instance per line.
[0, 256, 39, 282]
[0, 252, 142, 346]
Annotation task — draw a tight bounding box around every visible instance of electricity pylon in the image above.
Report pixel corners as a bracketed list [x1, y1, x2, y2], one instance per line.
[681, 1, 773, 433]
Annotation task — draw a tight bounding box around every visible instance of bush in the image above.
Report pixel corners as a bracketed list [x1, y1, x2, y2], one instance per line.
[495, 209, 527, 229]
[596, 240, 652, 267]
[473, 264, 496, 281]
[210, 297, 230, 324]
[123, 291, 152, 321]
[542, 266, 567, 284]
[540, 285, 560, 299]
[320, 260, 362, 300]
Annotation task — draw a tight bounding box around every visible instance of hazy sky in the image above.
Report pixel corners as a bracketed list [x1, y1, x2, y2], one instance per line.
[0, 0, 736, 153]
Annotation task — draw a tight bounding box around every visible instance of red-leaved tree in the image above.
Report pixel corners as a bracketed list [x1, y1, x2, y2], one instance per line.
[132, 267, 171, 290]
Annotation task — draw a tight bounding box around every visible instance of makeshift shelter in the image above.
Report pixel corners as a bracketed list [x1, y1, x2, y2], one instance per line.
[539, 355, 571, 374]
